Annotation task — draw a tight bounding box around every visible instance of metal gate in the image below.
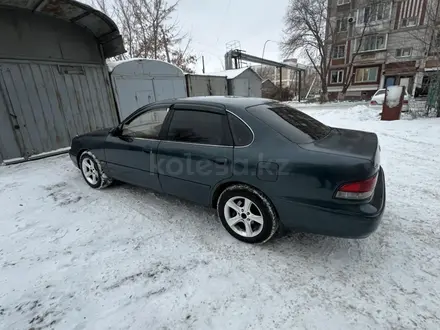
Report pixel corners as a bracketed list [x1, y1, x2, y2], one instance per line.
[234, 79, 250, 96]
[0, 61, 117, 161]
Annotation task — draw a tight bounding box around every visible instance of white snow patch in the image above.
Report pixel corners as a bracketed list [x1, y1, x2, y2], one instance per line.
[2, 147, 71, 165]
[207, 67, 254, 79]
[385, 86, 403, 108]
[291, 103, 381, 122]
[1, 105, 440, 329]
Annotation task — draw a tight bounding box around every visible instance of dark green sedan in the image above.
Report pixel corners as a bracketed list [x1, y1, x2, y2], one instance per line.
[69, 97, 386, 244]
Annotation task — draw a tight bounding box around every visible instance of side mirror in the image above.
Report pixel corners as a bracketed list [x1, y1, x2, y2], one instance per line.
[111, 125, 122, 136]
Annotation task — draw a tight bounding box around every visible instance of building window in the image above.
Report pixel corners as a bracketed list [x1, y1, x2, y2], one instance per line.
[359, 34, 387, 52]
[332, 45, 346, 59]
[358, 3, 391, 24]
[396, 48, 412, 57]
[331, 70, 344, 84]
[375, 2, 391, 20]
[355, 67, 378, 83]
[337, 0, 350, 5]
[336, 18, 348, 32]
[401, 17, 418, 27]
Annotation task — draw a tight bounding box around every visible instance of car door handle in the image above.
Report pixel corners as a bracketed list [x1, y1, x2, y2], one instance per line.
[212, 157, 228, 165]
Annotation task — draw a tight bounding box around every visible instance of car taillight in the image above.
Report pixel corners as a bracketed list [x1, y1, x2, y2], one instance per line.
[370, 100, 378, 105]
[403, 100, 408, 104]
[335, 173, 378, 200]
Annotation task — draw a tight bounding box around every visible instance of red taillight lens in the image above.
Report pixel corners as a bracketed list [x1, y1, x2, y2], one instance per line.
[370, 100, 378, 105]
[403, 100, 408, 104]
[335, 174, 378, 200]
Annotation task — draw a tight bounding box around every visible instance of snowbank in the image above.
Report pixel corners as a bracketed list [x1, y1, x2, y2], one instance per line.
[284, 100, 366, 108]
[294, 103, 381, 123]
[385, 86, 403, 108]
[337, 105, 381, 121]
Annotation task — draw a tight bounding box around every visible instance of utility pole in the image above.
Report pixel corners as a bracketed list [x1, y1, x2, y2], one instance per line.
[279, 67, 282, 100]
[202, 56, 205, 74]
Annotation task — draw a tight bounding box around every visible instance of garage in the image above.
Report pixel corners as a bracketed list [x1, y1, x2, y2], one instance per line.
[0, 0, 125, 163]
[108, 59, 187, 121]
[208, 67, 262, 97]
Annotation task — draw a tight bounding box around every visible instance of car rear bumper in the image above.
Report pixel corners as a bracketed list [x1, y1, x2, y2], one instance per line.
[274, 167, 386, 238]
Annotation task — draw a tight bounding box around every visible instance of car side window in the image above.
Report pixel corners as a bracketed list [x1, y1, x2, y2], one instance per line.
[375, 90, 386, 96]
[167, 110, 228, 145]
[122, 108, 168, 139]
[227, 113, 253, 146]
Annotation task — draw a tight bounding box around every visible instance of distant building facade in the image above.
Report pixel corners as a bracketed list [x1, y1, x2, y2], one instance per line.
[327, 0, 439, 100]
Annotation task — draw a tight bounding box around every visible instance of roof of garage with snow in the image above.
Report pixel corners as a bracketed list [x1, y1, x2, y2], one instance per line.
[0, 0, 125, 58]
[208, 67, 262, 80]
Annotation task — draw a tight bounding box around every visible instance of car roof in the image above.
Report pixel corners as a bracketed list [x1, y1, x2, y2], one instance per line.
[155, 96, 274, 108]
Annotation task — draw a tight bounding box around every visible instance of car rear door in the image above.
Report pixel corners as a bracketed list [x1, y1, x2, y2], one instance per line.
[104, 104, 171, 191]
[156, 103, 233, 206]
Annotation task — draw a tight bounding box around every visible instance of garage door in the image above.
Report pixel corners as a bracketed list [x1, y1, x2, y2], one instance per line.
[234, 79, 250, 96]
[0, 61, 117, 160]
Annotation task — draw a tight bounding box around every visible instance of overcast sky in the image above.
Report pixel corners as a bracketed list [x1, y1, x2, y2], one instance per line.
[176, 0, 290, 73]
[84, 0, 291, 73]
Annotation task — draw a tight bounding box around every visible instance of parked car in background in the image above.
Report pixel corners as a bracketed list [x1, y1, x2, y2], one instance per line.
[369, 88, 410, 112]
[70, 97, 386, 244]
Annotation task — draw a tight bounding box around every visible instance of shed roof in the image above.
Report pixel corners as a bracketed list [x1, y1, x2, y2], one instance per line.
[0, 0, 125, 58]
[208, 67, 250, 79]
[107, 58, 185, 76]
[262, 79, 277, 87]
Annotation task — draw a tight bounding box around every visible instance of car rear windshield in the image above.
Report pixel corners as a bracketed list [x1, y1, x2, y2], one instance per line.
[247, 103, 332, 143]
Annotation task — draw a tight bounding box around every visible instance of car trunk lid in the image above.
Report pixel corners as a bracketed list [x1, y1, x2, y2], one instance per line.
[299, 127, 380, 174]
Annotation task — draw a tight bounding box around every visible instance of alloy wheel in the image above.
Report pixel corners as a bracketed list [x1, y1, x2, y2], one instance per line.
[223, 196, 264, 237]
[81, 157, 99, 185]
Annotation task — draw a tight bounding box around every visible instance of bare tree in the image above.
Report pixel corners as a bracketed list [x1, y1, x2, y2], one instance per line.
[282, 0, 379, 102]
[403, 0, 440, 116]
[253, 65, 276, 81]
[282, 0, 330, 102]
[87, 0, 197, 71]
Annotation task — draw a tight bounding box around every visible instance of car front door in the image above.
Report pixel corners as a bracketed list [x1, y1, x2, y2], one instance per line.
[157, 103, 233, 206]
[105, 105, 171, 191]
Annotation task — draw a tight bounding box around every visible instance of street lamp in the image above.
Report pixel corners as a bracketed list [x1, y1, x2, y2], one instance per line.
[262, 39, 278, 58]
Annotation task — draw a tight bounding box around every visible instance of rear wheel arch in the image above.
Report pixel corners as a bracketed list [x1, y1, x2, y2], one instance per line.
[212, 181, 243, 208]
[211, 181, 275, 211]
[76, 149, 88, 166]
[216, 183, 280, 244]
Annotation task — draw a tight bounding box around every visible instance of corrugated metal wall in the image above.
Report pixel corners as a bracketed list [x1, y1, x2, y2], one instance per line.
[186, 75, 228, 96]
[231, 70, 262, 97]
[0, 61, 117, 160]
[110, 60, 187, 121]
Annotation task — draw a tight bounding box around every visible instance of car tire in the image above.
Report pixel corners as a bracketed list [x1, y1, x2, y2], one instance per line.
[79, 151, 113, 189]
[217, 184, 279, 244]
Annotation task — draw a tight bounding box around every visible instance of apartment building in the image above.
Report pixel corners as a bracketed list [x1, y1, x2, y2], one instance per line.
[327, 0, 439, 100]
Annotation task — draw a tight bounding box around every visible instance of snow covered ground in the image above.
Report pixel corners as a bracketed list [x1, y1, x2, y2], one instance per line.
[1, 105, 440, 330]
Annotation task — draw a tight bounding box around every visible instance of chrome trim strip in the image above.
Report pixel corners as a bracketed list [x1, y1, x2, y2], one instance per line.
[132, 137, 232, 148]
[159, 140, 233, 148]
[130, 110, 255, 149]
[132, 137, 160, 141]
[226, 110, 255, 148]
